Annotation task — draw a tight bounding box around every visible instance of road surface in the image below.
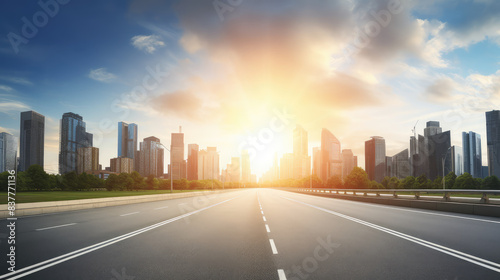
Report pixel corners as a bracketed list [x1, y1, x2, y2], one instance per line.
[1, 188, 499, 279]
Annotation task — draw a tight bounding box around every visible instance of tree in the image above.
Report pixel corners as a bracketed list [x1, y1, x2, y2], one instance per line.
[370, 180, 383, 189]
[400, 176, 415, 189]
[105, 174, 120, 191]
[432, 176, 443, 189]
[118, 173, 134, 190]
[454, 173, 478, 189]
[130, 171, 145, 190]
[388, 177, 400, 189]
[482, 176, 500, 190]
[444, 172, 457, 189]
[416, 174, 430, 189]
[26, 164, 50, 190]
[344, 167, 370, 189]
[381, 176, 390, 189]
[63, 171, 79, 191]
[145, 174, 158, 190]
[327, 175, 343, 189]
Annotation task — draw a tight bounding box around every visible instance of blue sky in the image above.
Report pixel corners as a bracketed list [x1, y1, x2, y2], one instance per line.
[0, 0, 499, 176]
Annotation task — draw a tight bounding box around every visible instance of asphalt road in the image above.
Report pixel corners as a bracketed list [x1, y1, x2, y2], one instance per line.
[1, 188, 500, 279]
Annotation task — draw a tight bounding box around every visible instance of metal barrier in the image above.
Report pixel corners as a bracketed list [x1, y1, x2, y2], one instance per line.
[294, 188, 500, 204]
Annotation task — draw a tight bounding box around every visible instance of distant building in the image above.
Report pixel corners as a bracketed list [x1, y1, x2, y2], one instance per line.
[77, 147, 99, 174]
[139, 136, 163, 177]
[451, 146, 463, 176]
[342, 149, 356, 179]
[0, 132, 17, 172]
[187, 144, 199, 180]
[118, 122, 138, 159]
[198, 147, 219, 180]
[391, 149, 410, 179]
[463, 131, 482, 178]
[482, 166, 489, 179]
[280, 153, 294, 180]
[486, 110, 500, 178]
[171, 129, 186, 180]
[365, 136, 386, 182]
[19, 111, 45, 171]
[59, 113, 93, 174]
[320, 129, 342, 181]
[293, 125, 309, 179]
[312, 147, 321, 178]
[241, 150, 251, 182]
[110, 156, 134, 173]
[230, 157, 241, 182]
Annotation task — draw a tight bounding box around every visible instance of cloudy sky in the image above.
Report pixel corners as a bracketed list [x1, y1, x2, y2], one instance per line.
[0, 0, 499, 177]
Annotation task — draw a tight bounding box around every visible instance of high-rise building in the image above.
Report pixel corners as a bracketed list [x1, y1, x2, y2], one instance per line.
[19, 111, 45, 171]
[139, 136, 163, 177]
[463, 131, 482, 178]
[451, 146, 463, 176]
[320, 129, 342, 182]
[59, 113, 93, 174]
[187, 144, 199, 180]
[486, 110, 500, 178]
[424, 121, 442, 137]
[391, 149, 410, 179]
[198, 147, 219, 180]
[342, 149, 356, 179]
[241, 150, 251, 182]
[110, 156, 134, 173]
[292, 125, 309, 179]
[427, 130, 451, 180]
[230, 157, 241, 182]
[0, 132, 17, 172]
[365, 136, 386, 182]
[312, 147, 321, 178]
[171, 129, 186, 180]
[118, 122, 138, 160]
[77, 147, 99, 174]
[280, 153, 294, 180]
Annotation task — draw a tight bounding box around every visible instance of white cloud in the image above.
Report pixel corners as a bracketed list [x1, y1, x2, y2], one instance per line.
[88, 68, 117, 82]
[0, 85, 13, 92]
[131, 35, 165, 54]
[0, 75, 32, 86]
[0, 99, 30, 114]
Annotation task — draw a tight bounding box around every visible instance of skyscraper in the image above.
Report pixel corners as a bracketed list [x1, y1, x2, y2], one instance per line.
[424, 121, 442, 137]
[486, 110, 500, 178]
[110, 156, 134, 174]
[342, 149, 356, 179]
[463, 131, 482, 178]
[451, 146, 463, 176]
[427, 130, 451, 180]
[280, 153, 293, 180]
[59, 113, 93, 174]
[118, 122, 138, 159]
[230, 157, 241, 182]
[312, 147, 321, 178]
[171, 129, 186, 180]
[77, 147, 99, 174]
[241, 150, 251, 182]
[139, 136, 163, 177]
[0, 132, 17, 172]
[19, 111, 45, 171]
[320, 129, 342, 182]
[391, 149, 410, 179]
[187, 144, 199, 180]
[365, 136, 386, 182]
[198, 147, 220, 180]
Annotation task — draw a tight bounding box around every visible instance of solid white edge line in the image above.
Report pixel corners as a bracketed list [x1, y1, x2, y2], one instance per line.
[281, 189, 500, 224]
[120, 212, 139, 217]
[265, 224, 271, 233]
[36, 223, 77, 231]
[269, 239, 278, 254]
[281, 196, 500, 273]
[277, 269, 287, 280]
[0, 196, 239, 280]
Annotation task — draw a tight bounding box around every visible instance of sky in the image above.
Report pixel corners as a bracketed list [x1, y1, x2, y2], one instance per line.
[0, 0, 499, 177]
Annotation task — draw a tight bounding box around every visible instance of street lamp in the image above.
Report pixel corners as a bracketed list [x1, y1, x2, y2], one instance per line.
[156, 142, 173, 193]
[442, 146, 452, 189]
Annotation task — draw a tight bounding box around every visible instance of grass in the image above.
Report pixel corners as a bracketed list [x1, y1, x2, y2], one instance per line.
[0, 190, 205, 204]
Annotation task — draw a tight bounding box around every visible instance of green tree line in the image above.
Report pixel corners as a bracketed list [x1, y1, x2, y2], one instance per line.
[0, 165, 248, 192]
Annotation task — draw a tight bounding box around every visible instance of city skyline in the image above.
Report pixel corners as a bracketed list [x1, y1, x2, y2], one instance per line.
[0, 1, 499, 177]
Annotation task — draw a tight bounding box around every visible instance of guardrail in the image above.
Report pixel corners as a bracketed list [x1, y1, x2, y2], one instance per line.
[295, 188, 500, 204]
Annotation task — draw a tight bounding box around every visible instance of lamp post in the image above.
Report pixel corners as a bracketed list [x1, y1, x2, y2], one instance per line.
[156, 142, 173, 193]
[442, 146, 452, 190]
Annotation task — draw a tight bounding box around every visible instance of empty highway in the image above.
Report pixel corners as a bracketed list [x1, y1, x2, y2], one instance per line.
[1, 189, 500, 279]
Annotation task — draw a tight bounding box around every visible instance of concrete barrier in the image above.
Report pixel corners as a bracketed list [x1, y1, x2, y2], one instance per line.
[288, 190, 500, 218]
[0, 189, 237, 218]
